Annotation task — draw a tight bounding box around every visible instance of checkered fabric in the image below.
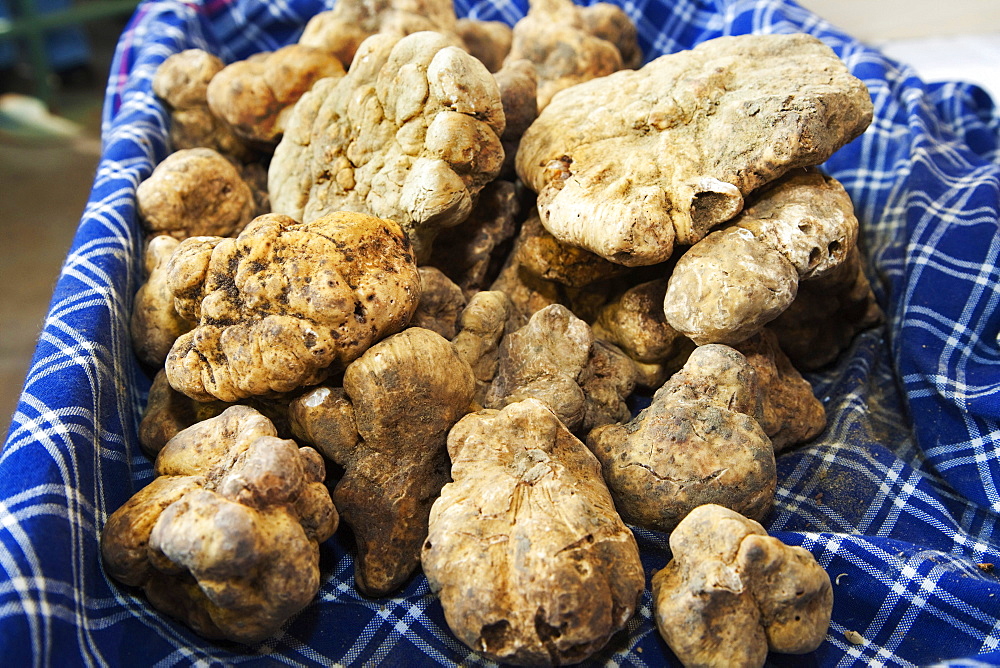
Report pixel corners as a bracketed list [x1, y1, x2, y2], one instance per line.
[3, 0, 1000, 665]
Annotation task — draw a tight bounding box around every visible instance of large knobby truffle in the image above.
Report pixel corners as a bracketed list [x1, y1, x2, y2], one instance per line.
[516, 33, 873, 266]
[269, 31, 505, 261]
[290, 328, 476, 596]
[651, 504, 833, 668]
[101, 406, 338, 643]
[587, 344, 776, 532]
[164, 212, 420, 402]
[422, 398, 644, 665]
[664, 168, 861, 345]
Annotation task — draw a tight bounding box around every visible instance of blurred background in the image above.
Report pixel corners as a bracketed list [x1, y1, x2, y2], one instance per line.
[1, 0, 998, 435]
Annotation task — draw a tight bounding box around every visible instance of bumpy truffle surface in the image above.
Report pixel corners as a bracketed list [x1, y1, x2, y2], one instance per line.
[769, 245, 883, 370]
[101, 406, 338, 643]
[132, 236, 193, 367]
[428, 179, 521, 296]
[587, 344, 775, 532]
[136, 148, 256, 240]
[733, 330, 826, 452]
[207, 45, 345, 148]
[516, 33, 873, 266]
[664, 168, 861, 345]
[298, 0, 462, 67]
[651, 504, 833, 668]
[152, 49, 254, 160]
[165, 212, 420, 402]
[291, 328, 476, 596]
[486, 304, 593, 431]
[423, 398, 644, 665]
[507, 0, 638, 110]
[269, 31, 505, 261]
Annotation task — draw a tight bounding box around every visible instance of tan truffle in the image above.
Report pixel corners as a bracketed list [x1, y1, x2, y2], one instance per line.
[733, 330, 826, 452]
[422, 398, 644, 665]
[769, 246, 883, 370]
[138, 370, 229, 459]
[450, 290, 515, 406]
[662, 227, 800, 346]
[592, 278, 690, 365]
[410, 266, 467, 339]
[152, 49, 254, 160]
[298, 0, 462, 67]
[455, 17, 512, 72]
[164, 212, 420, 402]
[206, 45, 345, 148]
[651, 504, 833, 668]
[517, 33, 873, 265]
[664, 168, 862, 345]
[291, 328, 476, 596]
[136, 148, 255, 240]
[485, 304, 593, 431]
[579, 339, 636, 433]
[587, 344, 775, 532]
[494, 59, 538, 178]
[517, 210, 631, 287]
[428, 179, 521, 297]
[101, 406, 338, 643]
[507, 0, 637, 110]
[269, 31, 505, 262]
[131, 236, 193, 367]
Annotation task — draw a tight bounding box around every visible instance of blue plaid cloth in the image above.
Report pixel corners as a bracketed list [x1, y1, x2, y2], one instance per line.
[3, 0, 1000, 665]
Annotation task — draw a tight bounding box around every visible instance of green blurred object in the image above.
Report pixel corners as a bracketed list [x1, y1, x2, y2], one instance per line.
[0, 0, 140, 104]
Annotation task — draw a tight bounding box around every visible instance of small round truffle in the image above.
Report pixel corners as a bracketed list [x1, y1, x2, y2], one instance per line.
[136, 148, 255, 239]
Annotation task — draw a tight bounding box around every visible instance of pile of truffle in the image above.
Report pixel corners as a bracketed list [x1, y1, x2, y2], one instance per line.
[102, 0, 880, 665]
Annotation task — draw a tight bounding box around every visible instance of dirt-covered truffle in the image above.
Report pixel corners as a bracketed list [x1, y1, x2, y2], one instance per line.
[131, 236, 193, 367]
[651, 504, 833, 667]
[591, 278, 692, 369]
[517, 33, 873, 266]
[769, 245, 883, 370]
[138, 370, 229, 459]
[733, 330, 826, 452]
[494, 59, 538, 178]
[664, 168, 862, 345]
[507, 0, 638, 110]
[410, 266, 467, 339]
[136, 148, 256, 240]
[164, 212, 420, 402]
[428, 179, 521, 297]
[587, 344, 775, 532]
[451, 290, 515, 406]
[290, 328, 475, 596]
[579, 339, 636, 433]
[101, 406, 338, 643]
[269, 31, 505, 262]
[206, 45, 345, 149]
[516, 210, 631, 288]
[422, 398, 644, 665]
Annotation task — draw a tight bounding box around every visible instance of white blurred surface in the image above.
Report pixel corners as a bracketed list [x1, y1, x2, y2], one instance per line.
[878, 33, 1000, 101]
